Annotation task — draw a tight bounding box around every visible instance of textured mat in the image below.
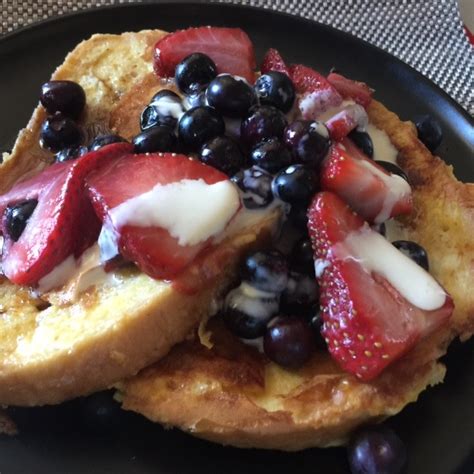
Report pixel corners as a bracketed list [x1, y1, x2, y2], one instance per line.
[1, 0, 473, 114]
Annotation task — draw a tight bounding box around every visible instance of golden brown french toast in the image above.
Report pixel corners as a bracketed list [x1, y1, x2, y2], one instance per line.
[118, 100, 474, 450]
[0, 30, 280, 406]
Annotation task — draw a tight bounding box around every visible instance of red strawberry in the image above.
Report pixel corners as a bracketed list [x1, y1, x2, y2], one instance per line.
[327, 72, 373, 108]
[0, 143, 132, 286]
[260, 48, 290, 76]
[153, 27, 256, 83]
[307, 192, 453, 381]
[86, 153, 240, 280]
[321, 144, 412, 223]
[324, 103, 368, 141]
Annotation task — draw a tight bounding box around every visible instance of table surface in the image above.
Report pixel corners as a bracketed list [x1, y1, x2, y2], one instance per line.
[1, 0, 473, 115]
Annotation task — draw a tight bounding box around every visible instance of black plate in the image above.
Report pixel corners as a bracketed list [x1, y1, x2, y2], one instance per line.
[0, 3, 473, 473]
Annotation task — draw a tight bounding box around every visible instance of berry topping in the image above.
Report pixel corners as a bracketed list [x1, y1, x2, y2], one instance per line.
[40, 80, 86, 119]
[86, 153, 237, 279]
[321, 144, 412, 223]
[414, 115, 443, 152]
[325, 104, 368, 141]
[231, 166, 274, 209]
[184, 90, 207, 109]
[260, 48, 290, 76]
[374, 160, 409, 182]
[291, 237, 315, 276]
[272, 164, 318, 206]
[153, 27, 256, 83]
[310, 310, 327, 348]
[90, 134, 128, 151]
[141, 91, 184, 131]
[348, 129, 374, 158]
[392, 240, 429, 271]
[0, 143, 132, 286]
[178, 106, 225, 150]
[254, 71, 296, 113]
[348, 426, 407, 474]
[250, 137, 293, 173]
[175, 53, 217, 95]
[263, 316, 315, 369]
[55, 145, 88, 163]
[307, 192, 453, 380]
[200, 136, 245, 175]
[40, 112, 83, 152]
[4, 199, 38, 242]
[280, 271, 318, 315]
[206, 74, 256, 118]
[327, 72, 373, 108]
[240, 105, 288, 148]
[132, 126, 177, 153]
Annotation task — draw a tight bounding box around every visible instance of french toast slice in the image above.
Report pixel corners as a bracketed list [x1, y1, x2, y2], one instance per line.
[0, 30, 280, 406]
[118, 100, 474, 450]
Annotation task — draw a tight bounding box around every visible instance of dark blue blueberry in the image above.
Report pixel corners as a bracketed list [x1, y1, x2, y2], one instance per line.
[175, 53, 217, 95]
[206, 74, 257, 118]
[231, 166, 274, 209]
[291, 238, 315, 276]
[280, 271, 318, 315]
[185, 90, 207, 109]
[4, 199, 38, 242]
[200, 136, 245, 175]
[141, 90, 185, 130]
[55, 145, 88, 163]
[288, 205, 309, 229]
[263, 316, 315, 368]
[392, 240, 429, 271]
[283, 120, 313, 148]
[40, 80, 86, 119]
[178, 106, 225, 150]
[132, 126, 177, 153]
[241, 249, 289, 293]
[310, 310, 326, 348]
[272, 164, 318, 205]
[348, 129, 374, 158]
[414, 115, 443, 152]
[254, 71, 296, 113]
[89, 134, 127, 151]
[241, 105, 288, 148]
[250, 137, 293, 173]
[375, 160, 409, 182]
[348, 426, 407, 474]
[40, 112, 83, 152]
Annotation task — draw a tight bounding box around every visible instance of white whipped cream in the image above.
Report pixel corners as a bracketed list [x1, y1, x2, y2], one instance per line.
[366, 123, 399, 164]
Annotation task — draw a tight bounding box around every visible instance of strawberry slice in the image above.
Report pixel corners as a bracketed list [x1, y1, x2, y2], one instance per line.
[260, 48, 290, 76]
[321, 144, 412, 223]
[0, 143, 132, 286]
[153, 27, 256, 83]
[86, 153, 240, 280]
[324, 103, 368, 141]
[307, 192, 453, 381]
[289, 64, 343, 119]
[327, 72, 373, 108]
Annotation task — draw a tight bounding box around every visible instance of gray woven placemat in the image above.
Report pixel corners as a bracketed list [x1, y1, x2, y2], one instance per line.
[1, 0, 473, 114]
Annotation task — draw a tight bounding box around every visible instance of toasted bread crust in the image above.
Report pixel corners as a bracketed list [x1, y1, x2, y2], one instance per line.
[119, 100, 474, 450]
[0, 30, 280, 406]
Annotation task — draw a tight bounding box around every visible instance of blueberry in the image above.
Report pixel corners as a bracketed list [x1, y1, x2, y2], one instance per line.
[272, 164, 318, 205]
[291, 238, 314, 276]
[40, 80, 86, 119]
[283, 120, 313, 148]
[280, 271, 318, 315]
[40, 112, 83, 152]
[254, 71, 295, 113]
[372, 222, 386, 237]
[223, 282, 279, 339]
[133, 126, 177, 153]
[79, 390, 122, 432]
[310, 310, 326, 348]
[175, 53, 217, 95]
[206, 74, 256, 118]
[4, 199, 38, 241]
[178, 106, 225, 150]
[55, 145, 88, 163]
[241, 249, 289, 293]
[288, 205, 309, 229]
[264, 316, 315, 369]
[250, 137, 293, 173]
[141, 90, 185, 130]
[375, 161, 409, 182]
[89, 134, 127, 151]
[348, 426, 407, 474]
[184, 90, 207, 109]
[231, 166, 274, 209]
[414, 115, 443, 152]
[348, 129, 374, 158]
[241, 105, 288, 148]
[392, 240, 429, 271]
[200, 136, 245, 175]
